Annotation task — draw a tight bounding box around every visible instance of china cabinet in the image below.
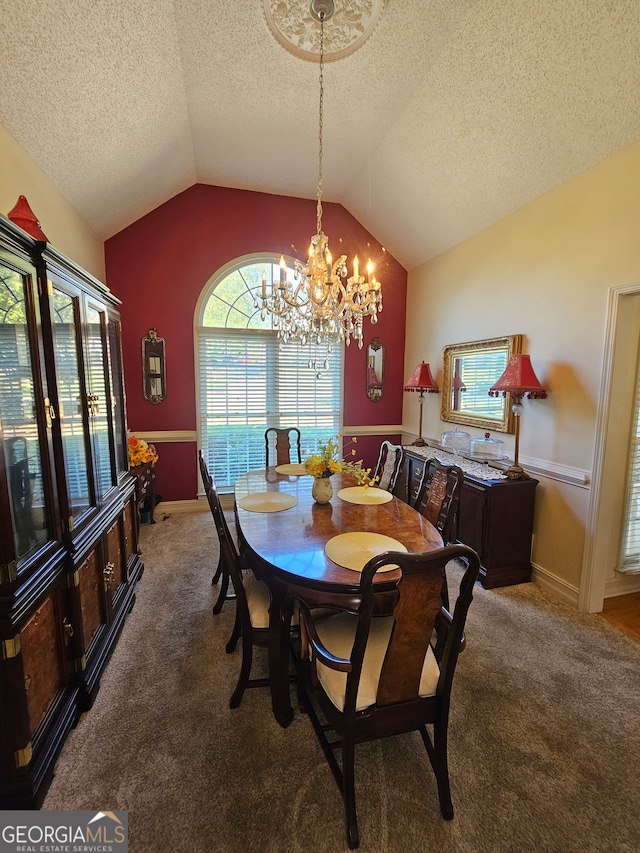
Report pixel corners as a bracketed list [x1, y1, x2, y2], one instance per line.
[0, 215, 142, 807]
[395, 446, 537, 588]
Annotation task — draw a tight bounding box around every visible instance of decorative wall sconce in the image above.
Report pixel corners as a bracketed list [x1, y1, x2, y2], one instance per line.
[366, 337, 384, 401]
[142, 329, 166, 405]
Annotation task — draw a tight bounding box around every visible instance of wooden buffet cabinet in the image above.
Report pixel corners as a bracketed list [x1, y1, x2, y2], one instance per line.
[0, 215, 142, 807]
[394, 446, 537, 589]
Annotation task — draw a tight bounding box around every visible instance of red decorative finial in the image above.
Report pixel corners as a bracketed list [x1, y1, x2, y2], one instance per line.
[7, 196, 48, 241]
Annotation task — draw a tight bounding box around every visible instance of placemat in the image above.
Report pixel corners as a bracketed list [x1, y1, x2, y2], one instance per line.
[324, 532, 407, 572]
[237, 492, 298, 512]
[337, 486, 393, 505]
[274, 463, 308, 475]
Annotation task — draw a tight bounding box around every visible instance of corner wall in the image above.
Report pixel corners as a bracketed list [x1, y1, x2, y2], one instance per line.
[106, 184, 407, 503]
[0, 123, 104, 279]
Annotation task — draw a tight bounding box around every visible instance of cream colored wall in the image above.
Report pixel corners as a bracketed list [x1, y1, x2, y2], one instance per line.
[0, 123, 104, 279]
[406, 139, 640, 601]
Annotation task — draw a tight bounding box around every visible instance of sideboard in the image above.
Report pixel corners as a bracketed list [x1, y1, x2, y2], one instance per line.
[394, 446, 537, 589]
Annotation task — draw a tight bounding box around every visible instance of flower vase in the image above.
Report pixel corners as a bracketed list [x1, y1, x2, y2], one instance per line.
[312, 476, 333, 504]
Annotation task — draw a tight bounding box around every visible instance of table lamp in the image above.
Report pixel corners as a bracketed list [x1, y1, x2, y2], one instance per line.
[403, 361, 439, 446]
[489, 354, 547, 478]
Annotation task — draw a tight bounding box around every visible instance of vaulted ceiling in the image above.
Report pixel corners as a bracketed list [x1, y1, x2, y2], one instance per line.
[1, 0, 639, 270]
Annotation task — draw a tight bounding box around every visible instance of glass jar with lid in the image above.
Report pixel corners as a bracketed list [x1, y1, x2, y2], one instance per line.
[469, 432, 506, 461]
[440, 428, 471, 455]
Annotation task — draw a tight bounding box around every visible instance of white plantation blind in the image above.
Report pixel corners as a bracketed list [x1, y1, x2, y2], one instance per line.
[457, 350, 507, 419]
[621, 361, 640, 571]
[197, 257, 343, 489]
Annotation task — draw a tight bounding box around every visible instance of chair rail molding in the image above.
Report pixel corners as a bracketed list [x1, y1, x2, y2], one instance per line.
[134, 430, 197, 444]
[343, 424, 403, 436]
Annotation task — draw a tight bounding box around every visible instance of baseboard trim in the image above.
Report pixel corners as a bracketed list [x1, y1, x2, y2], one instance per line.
[604, 573, 640, 598]
[532, 562, 580, 608]
[153, 499, 207, 515]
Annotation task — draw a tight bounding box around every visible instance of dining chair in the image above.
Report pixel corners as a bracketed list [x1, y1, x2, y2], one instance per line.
[372, 440, 404, 491]
[412, 457, 463, 545]
[199, 452, 275, 707]
[296, 543, 481, 849]
[199, 450, 236, 614]
[264, 427, 302, 467]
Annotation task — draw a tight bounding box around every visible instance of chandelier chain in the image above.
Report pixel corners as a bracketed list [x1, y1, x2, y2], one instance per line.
[255, 0, 382, 350]
[316, 12, 325, 236]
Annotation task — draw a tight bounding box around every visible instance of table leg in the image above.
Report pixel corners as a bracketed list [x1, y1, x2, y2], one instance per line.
[268, 581, 294, 728]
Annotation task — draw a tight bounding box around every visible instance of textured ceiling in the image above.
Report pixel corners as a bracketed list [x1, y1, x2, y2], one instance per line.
[1, 0, 639, 270]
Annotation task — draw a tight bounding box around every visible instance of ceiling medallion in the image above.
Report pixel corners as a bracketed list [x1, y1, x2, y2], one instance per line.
[263, 0, 386, 62]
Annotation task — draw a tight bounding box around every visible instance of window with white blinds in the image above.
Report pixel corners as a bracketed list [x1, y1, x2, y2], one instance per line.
[197, 257, 343, 489]
[621, 356, 640, 571]
[456, 351, 507, 419]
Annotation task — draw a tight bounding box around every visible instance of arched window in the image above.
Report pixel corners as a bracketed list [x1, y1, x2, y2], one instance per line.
[196, 254, 344, 488]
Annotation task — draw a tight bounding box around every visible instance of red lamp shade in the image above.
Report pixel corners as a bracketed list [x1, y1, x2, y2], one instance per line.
[489, 354, 547, 399]
[7, 195, 48, 242]
[403, 361, 439, 393]
[453, 372, 467, 391]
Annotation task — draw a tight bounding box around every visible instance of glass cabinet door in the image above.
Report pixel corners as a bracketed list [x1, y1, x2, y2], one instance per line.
[49, 282, 92, 522]
[85, 301, 116, 499]
[0, 255, 52, 568]
[107, 315, 128, 477]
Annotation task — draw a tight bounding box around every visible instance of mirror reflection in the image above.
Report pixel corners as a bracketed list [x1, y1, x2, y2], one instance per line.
[143, 328, 166, 404]
[441, 335, 522, 433]
[366, 337, 384, 401]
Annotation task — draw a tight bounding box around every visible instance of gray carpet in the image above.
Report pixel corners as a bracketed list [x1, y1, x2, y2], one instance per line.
[43, 509, 640, 852]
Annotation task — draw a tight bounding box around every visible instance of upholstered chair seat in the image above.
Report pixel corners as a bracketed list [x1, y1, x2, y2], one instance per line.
[314, 613, 440, 712]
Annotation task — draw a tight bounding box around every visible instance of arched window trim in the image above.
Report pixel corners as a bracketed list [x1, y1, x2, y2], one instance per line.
[195, 253, 345, 490]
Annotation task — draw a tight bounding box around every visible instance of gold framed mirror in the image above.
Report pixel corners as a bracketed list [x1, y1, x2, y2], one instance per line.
[441, 334, 522, 433]
[142, 328, 166, 404]
[366, 336, 384, 401]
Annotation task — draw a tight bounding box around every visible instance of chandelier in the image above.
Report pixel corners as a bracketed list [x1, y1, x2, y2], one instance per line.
[256, 0, 382, 349]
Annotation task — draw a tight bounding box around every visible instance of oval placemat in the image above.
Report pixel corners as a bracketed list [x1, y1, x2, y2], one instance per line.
[237, 492, 298, 512]
[275, 463, 308, 476]
[324, 532, 407, 572]
[337, 486, 392, 505]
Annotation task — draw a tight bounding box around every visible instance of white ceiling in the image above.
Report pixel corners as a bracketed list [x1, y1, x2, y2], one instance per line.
[1, 0, 639, 270]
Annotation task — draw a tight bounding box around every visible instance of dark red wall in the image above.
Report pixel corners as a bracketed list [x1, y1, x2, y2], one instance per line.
[105, 184, 407, 501]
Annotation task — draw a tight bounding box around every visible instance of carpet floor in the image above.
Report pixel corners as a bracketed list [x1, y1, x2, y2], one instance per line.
[43, 509, 640, 852]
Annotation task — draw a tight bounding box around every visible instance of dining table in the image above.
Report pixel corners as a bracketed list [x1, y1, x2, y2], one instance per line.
[234, 466, 443, 727]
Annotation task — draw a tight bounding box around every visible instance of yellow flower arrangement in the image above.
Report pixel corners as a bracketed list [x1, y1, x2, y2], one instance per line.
[303, 436, 376, 486]
[128, 435, 158, 468]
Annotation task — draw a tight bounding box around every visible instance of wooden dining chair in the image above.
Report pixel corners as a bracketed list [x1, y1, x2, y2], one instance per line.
[264, 427, 302, 467]
[296, 543, 481, 849]
[372, 440, 404, 491]
[199, 451, 274, 707]
[199, 450, 236, 614]
[412, 457, 463, 545]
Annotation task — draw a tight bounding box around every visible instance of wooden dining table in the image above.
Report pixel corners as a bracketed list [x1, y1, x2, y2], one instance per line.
[234, 467, 443, 727]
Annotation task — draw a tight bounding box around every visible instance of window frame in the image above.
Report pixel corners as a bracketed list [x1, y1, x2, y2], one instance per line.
[194, 253, 345, 491]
